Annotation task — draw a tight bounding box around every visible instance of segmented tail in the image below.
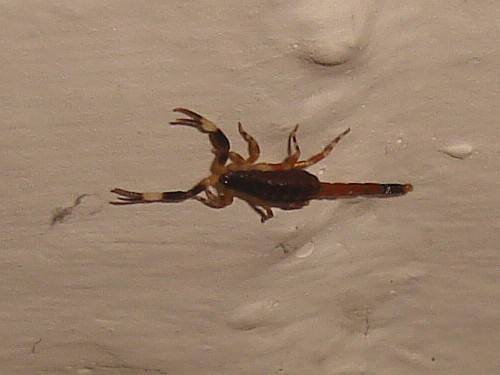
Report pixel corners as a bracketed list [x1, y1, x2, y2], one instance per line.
[316, 183, 413, 199]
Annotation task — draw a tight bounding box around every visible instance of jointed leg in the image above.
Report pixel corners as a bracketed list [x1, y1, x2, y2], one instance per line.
[170, 108, 230, 173]
[287, 124, 299, 156]
[251, 125, 301, 171]
[195, 188, 233, 209]
[228, 151, 246, 166]
[110, 178, 209, 205]
[227, 123, 260, 168]
[294, 128, 351, 169]
[283, 124, 300, 165]
[237, 122, 260, 163]
[245, 201, 274, 223]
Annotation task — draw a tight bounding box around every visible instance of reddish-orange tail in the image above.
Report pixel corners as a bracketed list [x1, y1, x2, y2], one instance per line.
[316, 183, 413, 199]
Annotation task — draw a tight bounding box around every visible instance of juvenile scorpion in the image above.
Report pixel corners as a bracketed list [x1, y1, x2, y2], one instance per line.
[111, 108, 413, 222]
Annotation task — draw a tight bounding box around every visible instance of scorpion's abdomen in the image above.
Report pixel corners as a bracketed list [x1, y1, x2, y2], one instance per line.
[220, 169, 321, 203]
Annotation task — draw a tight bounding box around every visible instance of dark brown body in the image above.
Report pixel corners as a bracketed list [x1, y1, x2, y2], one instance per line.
[220, 170, 321, 204]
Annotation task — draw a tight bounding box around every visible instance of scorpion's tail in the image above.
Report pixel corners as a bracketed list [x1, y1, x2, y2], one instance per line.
[316, 183, 413, 199]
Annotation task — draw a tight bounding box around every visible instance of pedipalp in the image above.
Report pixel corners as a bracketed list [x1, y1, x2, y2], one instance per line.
[170, 108, 230, 173]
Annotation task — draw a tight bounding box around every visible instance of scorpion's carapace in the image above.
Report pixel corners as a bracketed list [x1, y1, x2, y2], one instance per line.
[111, 108, 413, 222]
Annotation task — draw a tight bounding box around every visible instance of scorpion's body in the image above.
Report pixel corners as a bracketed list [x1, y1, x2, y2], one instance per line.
[111, 108, 412, 222]
[221, 169, 320, 205]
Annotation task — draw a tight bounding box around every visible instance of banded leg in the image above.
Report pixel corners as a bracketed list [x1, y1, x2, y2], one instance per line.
[170, 108, 230, 173]
[110, 179, 208, 205]
[294, 128, 351, 169]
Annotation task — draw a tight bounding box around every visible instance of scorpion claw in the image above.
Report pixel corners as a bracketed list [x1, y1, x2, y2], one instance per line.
[171, 118, 199, 126]
[172, 108, 203, 120]
[110, 188, 149, 204]
[111, 188, 142, 199]
[110, 200, 147, 205]
[169, 108, 219, 134]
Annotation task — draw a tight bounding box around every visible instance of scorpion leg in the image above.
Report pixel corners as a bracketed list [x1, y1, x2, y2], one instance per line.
[110, 178, 209, 205]
[251, 125, 301, 171]
[282, 124, 304, 166]
[195, 188, 233, 208]
[170, 108, 230, 173]
[245, 201, 274, 223]
[287, 124, 299, 156]
[227, 123, 260, 168]
[294, 128, 351, 169]
[282, 124, 300, 166]
[228, 151, 246, 165]
[238, 122, 260, 163]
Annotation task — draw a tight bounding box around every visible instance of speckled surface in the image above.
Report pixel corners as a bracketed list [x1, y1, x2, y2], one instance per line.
[1, 1, 499, 374]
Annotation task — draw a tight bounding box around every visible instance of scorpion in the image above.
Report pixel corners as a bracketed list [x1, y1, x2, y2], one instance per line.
[111, 108, 413, 222]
